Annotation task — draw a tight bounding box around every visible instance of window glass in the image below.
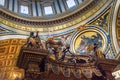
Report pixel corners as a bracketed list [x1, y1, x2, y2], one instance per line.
[66, 0, 76, 8]
[44, 6, 53, 15]
[78, 0, 83, 3]
[20, 5, 29, 14]
[0, 0, 5, 6]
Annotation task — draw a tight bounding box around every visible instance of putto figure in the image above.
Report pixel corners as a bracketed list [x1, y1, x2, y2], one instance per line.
[35, 31, 43, 48]
[26, 31, 43, 48]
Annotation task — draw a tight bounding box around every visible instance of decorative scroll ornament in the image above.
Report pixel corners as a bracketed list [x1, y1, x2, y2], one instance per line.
[52, 64, 60, 75]
[76, 24, 86, 31]
[82, 68, 93, 79]
[45, 63, 51, 72]
[61, 66, 70, 77]
[93, 68, 102, 76]
[72, 69, 81, 79]
[50, 63, 103, 79]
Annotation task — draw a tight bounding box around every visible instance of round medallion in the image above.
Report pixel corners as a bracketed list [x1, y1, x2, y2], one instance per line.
[70, 28, 107, 54]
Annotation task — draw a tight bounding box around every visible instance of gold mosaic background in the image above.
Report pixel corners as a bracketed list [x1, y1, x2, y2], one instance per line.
[0, 39, 26, 80]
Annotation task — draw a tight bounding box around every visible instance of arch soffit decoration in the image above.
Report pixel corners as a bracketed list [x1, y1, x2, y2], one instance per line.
[111, 0, 120, 55]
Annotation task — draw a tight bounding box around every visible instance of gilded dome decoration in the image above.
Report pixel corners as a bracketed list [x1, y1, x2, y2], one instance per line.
[0, 0, 112, 34]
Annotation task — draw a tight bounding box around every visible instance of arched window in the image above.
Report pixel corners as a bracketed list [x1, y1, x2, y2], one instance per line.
[44, 6, 53, 15]
[20, 5, 29, 14]
[0, 0, 5, 6]
[66, 0, 76, 8]
[78, 0, 84, 4]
